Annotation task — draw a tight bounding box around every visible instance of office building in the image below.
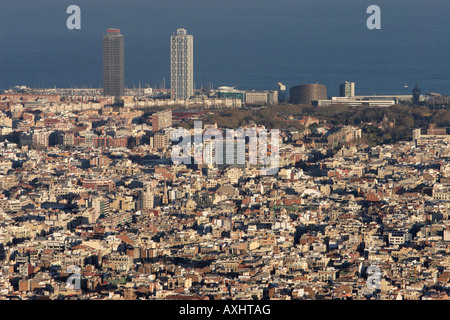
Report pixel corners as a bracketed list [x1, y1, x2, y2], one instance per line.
[245, 91, 270, 105]
[277, 82, 287, 102]
[217, 86, 245, 102]
[267, 91, 278, 105]
[317, 94, 413, 107]
[413, 124, 450, 145]
[170, 28, 194, 100]
[103, 28, 125, 100]
[244, 91, 278, 106]
[340, 81, 355, 98]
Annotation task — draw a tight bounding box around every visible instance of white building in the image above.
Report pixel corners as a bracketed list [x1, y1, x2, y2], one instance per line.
[245, 91, 278, 106]
[340, 81, 355, 97]
[139, 184, 154, 210]
[388, 231, 412, 246]
[318, 96, 397, 107]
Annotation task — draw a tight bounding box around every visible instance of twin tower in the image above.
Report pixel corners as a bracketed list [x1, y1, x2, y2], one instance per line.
[103, 28, 194, 102]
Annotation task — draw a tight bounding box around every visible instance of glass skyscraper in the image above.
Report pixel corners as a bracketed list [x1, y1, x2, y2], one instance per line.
[103, 28, 124, 100]
[170, 28, 193, 100]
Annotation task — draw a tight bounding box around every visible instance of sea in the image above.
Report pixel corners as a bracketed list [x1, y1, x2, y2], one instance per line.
[0, 0, 449, 97]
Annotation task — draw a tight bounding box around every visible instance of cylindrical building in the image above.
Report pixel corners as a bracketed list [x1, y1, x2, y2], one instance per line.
[289, 84, 327, 106]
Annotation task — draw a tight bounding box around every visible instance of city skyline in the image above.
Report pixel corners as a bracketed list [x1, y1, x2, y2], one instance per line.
[0, 0, 449, 306]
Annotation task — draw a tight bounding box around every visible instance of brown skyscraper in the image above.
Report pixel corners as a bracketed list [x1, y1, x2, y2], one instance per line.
[103, 28, 124, 101]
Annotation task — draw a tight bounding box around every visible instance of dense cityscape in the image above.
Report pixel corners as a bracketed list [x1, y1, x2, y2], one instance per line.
[0, 26, 449, 303]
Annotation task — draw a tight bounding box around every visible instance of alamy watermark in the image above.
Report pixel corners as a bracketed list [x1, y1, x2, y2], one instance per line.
[66, 5, 380, 31]
[367, 5, 381, 30]
[65, 265, 81, 290]
[66, 5, 81, 30]
[171, 121, 280, 175]
[366, 265, 382, 290]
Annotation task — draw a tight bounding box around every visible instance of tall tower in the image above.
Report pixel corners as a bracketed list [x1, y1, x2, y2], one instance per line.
[340, 81, 355, 98]
[103, 28, 125, 102]
[139, 184, 154, 210]
[170, 28, 194, 100]
[277, 82, 287, 102]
